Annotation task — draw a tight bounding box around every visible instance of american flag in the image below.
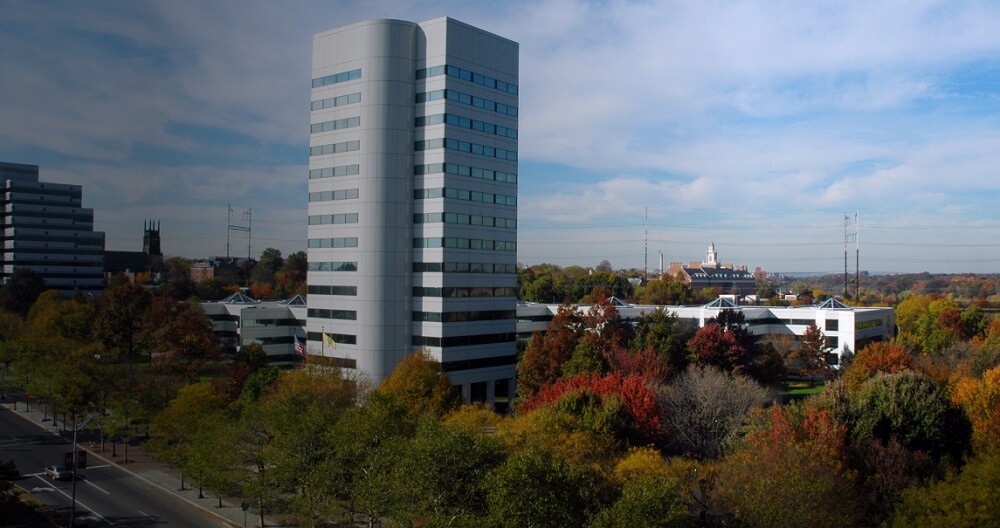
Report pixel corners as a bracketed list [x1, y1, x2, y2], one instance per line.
[294, 334, 307, 358]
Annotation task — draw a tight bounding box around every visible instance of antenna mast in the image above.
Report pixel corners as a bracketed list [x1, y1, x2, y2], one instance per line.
[227, 205, 252, 262]
[643, 207, 648, 283]
[855, 211, 860, 301]
[843, 213, 850, 299]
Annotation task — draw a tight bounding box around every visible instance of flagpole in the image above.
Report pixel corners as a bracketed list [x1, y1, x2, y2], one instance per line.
[321, 325, 325, 357]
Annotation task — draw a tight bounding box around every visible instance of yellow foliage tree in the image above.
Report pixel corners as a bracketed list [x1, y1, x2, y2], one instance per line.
[377, 349, 460, 417]
[952, 366, 1000, 454]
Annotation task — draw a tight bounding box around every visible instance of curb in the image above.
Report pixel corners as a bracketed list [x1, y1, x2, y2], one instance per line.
[2, 402, 256, 528]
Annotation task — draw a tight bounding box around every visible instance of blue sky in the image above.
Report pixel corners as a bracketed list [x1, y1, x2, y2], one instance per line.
[2, 1, 1000, 273]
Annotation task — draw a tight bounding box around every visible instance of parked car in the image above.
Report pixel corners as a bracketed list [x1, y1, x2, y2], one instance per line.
[44, 465, 72, 480]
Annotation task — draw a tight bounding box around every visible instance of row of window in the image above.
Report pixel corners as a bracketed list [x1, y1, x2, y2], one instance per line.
[416, 114, 517, 140]
[306, 308, 357, 320]
[308, 213, 358, 225]
[307, 261, 358, 272]
[311, 116, 360, 134]
[413, 237, 517, 251]
[242, 318, 302, 328]
[413, 310, 516, 323]
[414, 212, 516, 229]
[414, 187, 517, 206]
[416, 65, 518, 95]
[415, 138, 517, 162]
[307, 237, 358, 248]
[416, 89, 518, 117]
[412, 332, 516, 348]
[309, 188, 359, 203]
[243, 336, 295, 346]
[414, 162, 517, 184]
[307, 285, 358, 296]
[413, 286, 517, 298]
[312, 68, 361, 88]
[414, 261, 517, 274]
[309, 164, 360, 180]
[311, 92, 361, 111]
[310, 140, 360, 156]
[306, 331, 358, 346]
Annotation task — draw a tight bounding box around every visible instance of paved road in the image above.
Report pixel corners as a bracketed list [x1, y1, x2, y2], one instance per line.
[0, 406, 234, 527]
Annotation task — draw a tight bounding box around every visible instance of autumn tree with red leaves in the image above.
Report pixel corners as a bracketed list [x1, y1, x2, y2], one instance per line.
[519, 372, 662, 446]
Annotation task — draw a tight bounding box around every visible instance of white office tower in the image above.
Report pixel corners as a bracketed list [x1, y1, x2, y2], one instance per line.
[308, 18, 518, 409]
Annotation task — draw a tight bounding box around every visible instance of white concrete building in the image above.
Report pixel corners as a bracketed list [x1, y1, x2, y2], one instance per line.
[0, 161, 105, 295]
[517, 297, 896, 367]
[202, 293, 307, 366]
[307, 18, 518, 406]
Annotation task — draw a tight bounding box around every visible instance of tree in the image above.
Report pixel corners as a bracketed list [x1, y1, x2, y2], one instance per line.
[849, 372, 971, 466]
[377, 349, 460, 417]
[142, 298, 221, 378]
[637, 274, 694, 305]
[951, 366, 1000, 454]
[147, 382, 228, 488]
[383, 419, 507, 526]
[485, 446, 613, 528]
[517, 303, 583, 398]
[587, 449, 698, 528]
[790, 323, 833, 384]
[94, 282, 152, 375]
[890, 453, 1000, 528]
[184, 417, 242, 508]
[709, 406, 862, 528]
[253, 368, 357, 526]
[0, 268, 47, 316]
[841, 341, 912, 388]
[655, 366, 773, 459]
[519, 372, 662, 447]
[632, 308, 694, 373]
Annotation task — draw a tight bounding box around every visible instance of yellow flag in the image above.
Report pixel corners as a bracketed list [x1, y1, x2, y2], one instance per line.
[323, 333, 337, 349]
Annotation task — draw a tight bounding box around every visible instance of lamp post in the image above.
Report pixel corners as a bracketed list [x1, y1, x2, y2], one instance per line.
[70, 414, 94, 528]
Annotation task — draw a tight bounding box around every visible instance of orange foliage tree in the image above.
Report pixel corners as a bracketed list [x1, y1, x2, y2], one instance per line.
[952, 365, 1000, 454]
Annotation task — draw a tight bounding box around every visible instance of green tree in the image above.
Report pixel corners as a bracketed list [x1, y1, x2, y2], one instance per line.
[632, 308, 694, 373]
[384, 419, 507, 526]
[147, 382, 228, 488]
[849, 372, 971, 466]
[486, 446, 613, 528]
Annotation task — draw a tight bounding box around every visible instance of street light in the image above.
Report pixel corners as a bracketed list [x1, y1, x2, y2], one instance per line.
[70, 414, 95, 528]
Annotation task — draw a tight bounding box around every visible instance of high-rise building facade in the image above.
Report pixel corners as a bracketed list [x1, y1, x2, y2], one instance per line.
[307, 18, 518, 407]
[0, 161, 106, 294]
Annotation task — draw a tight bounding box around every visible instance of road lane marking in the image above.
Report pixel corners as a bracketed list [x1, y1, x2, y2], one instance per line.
[138, 509, 150, 517]
[30, 474, 113, 525]
[84, 479, 112, 495]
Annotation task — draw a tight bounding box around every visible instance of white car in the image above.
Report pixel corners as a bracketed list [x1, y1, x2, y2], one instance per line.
[44, 465, 72, 480]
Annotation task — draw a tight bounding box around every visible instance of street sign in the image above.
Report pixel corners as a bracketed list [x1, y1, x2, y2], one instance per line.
[63, 450, 87, 470]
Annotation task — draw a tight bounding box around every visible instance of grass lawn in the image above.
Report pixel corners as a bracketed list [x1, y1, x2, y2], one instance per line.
[781, 379, 826, 401]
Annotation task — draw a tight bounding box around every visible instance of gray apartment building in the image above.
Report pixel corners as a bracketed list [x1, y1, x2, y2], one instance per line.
[306, 18, 519, 406]
[0, 161, 105, 295]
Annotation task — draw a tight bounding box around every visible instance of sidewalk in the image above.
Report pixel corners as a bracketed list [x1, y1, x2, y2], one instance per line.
[2, 397, 283, 528]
